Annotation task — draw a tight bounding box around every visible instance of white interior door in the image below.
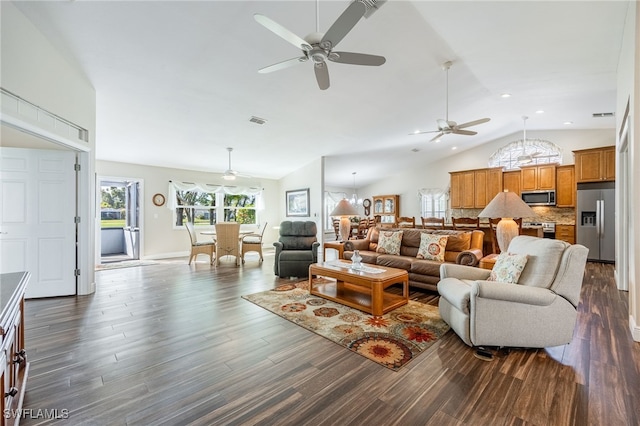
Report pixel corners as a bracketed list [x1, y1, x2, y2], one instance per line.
[0, 147, 76, 297]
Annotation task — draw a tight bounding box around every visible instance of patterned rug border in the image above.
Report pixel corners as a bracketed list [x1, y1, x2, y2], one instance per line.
[242, 279, 449, 371]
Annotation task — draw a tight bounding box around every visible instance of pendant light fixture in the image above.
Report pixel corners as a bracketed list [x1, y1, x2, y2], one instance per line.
[349, 172, 363, 206]
[516, 116, 533, 164]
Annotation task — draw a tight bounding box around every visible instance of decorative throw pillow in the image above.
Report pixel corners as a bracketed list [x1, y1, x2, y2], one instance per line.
[376, 230, 403, 255]
[416, 233, 449, 262]
[488, 252, 529, 284]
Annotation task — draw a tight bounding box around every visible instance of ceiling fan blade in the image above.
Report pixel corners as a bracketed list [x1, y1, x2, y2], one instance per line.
[329, 52, 386, 66]
[456, 117, 491, 129]
[254, 14, 312, 51]
[320, 1, 366, 49]
[314, 63, 330, 90]
[410, 129, 441, 135]
[429, 132, 445, 142]
[258, 56, 308, 73]
[452, 129, 477, 136]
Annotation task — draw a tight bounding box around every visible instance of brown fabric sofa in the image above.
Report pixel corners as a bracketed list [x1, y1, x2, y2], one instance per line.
[343, 227, 484, 292]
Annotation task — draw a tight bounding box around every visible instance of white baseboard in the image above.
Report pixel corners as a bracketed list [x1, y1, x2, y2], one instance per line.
[143, 251, 189, 260]
[630, 315, 640, 342]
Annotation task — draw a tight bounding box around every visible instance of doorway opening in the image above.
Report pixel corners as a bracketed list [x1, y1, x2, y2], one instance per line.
[99, 178, 142, 264]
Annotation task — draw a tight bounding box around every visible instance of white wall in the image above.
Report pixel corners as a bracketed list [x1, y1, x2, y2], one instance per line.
[278, 157, 324, 234]
[616, 0, 638, 341]
[1, 2, 97, 295]
[97, 160, 281, 259]
[358, 128, 615, 219]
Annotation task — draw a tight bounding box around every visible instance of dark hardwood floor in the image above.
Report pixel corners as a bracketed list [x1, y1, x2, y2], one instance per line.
[20, 254, 639, 425]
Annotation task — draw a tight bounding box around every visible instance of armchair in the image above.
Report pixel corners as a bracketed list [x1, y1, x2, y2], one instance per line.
[273, 221, 320, 278]
[437, 236, 588, 348]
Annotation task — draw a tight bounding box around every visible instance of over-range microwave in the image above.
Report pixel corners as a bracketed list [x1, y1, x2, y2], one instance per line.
[521, 190, 556, 206]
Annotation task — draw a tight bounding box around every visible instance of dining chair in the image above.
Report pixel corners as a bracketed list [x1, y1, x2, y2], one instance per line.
[354, 218, 369, 239]
[214, 222, 241, 266]
[421, 216, 445, 230]
[241, 222, 267, 264]
[451, 217, 480, 230]
[397, 216, 416, 228]
[184, 222, 215, 265]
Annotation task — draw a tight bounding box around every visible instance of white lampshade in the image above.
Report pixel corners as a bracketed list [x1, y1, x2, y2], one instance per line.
[330, 199, 359, 242]
[478, 190, 537, 252]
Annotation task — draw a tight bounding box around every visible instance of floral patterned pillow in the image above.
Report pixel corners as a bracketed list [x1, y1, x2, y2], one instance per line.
[416, 233, 449, 262]
[488, 252, 529, 284]
[376, 230, 404, 255]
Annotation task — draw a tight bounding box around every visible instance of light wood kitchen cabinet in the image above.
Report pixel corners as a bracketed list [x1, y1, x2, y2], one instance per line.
[573, 146, 616, 182]
[556, 224, 575, 244]
[373, 195, 399, 225]
[502, 170, 521, 196]
[556, 165, 575, 207]
[520, 164, 557, 191]
[450, 170, 474, 208]
[450, 167, 503, 209]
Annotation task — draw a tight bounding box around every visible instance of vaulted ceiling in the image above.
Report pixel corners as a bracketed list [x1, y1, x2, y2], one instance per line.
[10, 1, 629, 187]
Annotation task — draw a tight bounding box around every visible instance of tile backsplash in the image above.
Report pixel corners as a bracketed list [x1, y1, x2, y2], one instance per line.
[450, 207, 576, 225]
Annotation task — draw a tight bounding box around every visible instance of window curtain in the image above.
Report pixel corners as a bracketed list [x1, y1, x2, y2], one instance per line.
[167, 181, 263, 209]
[326, 191, 347, 203]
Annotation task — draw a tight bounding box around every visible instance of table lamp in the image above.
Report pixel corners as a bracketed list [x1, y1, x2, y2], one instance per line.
[478, 190, 536, 252]
[330, 198, 359, 242]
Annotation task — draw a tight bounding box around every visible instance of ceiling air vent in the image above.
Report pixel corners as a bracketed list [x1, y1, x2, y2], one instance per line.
[592, 112, 615, 118]
[249, 116, 267, 125]
[355, 0, 387, 18]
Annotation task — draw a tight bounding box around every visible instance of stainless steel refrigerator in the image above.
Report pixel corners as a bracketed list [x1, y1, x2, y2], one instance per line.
[577, 182, 615, 262]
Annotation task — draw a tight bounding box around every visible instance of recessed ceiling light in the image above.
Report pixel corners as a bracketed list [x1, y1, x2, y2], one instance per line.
[500, 93, 512, 98]
[535, 110, 545, 114]
[434, 138, 441, 143]
[451, 146, 457, 150]
[563, 121, 573, 125]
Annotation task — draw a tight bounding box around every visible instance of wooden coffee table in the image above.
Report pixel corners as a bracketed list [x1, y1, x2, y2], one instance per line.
[308, 260, 409, 317]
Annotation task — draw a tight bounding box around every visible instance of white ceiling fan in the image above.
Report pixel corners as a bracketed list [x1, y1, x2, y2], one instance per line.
[254, 1, 386, 90]
[412, 61, 490, 142]
[222, 147, 251, 180]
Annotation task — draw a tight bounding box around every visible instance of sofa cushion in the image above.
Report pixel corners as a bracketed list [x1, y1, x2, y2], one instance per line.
[376, 230, 403, 255]
[417, 233, 449, 262]
[488, 252, 529, 284]
[444, 231, 471, 252]
[410, 259, 442, 277]
[376, 254, 413, 271]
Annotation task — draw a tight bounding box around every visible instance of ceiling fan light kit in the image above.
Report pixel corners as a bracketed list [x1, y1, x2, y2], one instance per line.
[254, 1, 386, 90]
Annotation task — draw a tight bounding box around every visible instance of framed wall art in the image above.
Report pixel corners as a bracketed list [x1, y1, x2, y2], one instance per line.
[286, 188, 310, 217]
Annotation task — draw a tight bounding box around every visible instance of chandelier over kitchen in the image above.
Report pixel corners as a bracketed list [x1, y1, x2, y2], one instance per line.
[349, 172, 363, 206]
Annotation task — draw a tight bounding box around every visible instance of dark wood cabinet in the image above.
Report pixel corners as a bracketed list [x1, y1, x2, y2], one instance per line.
[1, 272, 29, 426]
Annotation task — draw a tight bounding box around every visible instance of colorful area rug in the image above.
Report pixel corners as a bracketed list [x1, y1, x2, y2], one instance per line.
[242, 279, 450, 371]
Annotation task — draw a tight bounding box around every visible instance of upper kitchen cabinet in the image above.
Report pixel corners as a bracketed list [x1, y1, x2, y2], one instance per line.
[502, 170, 521, 196]
[556, 165, 575, 207]
[520, 164, 557, 191]
[573, 146, 616, 182]
[450, 167, 503, 209]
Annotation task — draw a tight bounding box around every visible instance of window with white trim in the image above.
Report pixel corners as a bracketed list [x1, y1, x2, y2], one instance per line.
[488, 139, 562, 170]
[169, 181, 261, 227]
[324, 191, 346, 231]
[419, 188, 447, 219]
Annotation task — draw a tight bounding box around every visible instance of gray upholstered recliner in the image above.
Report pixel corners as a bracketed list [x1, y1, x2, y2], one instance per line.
[273, 221, 320, 278]
[437, 236, 588, 348]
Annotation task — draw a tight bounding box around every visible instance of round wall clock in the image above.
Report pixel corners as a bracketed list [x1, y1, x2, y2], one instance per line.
[362, 198, 371, 216]
[152, 193, 165, 206]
